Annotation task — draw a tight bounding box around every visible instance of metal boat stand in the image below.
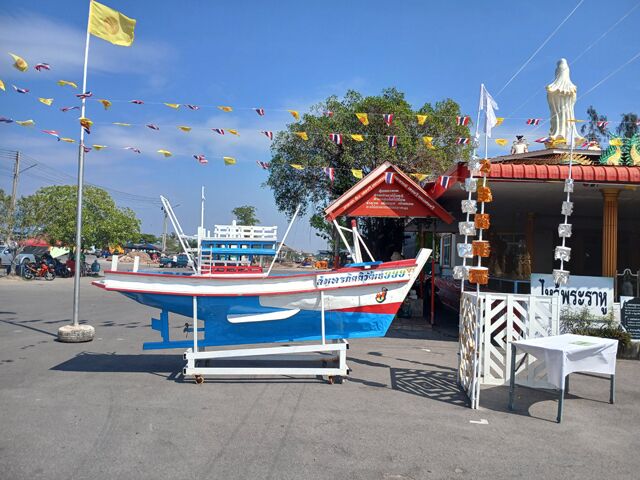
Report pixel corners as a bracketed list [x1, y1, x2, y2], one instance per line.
[183, 294, 350, 384]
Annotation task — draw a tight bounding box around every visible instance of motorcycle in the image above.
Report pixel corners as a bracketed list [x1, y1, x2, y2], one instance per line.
[22, 259, 55, 281]
[52, 258, 72, 278]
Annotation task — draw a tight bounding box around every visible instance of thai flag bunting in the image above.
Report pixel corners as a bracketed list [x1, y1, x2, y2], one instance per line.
[82, 145, 91, 153]
[262, 131, 274, 140]
[439, 176, 450, 188]
[456, 137, 470, 145]
[75, 91, 92, 99]
[34, 63, 51, 72]
[125, 147, 141, 153]
[535, 137, 551, 143]
[581, 140, 599, 148]
[456, 116, 470, 126]
[596, 121, 610, 128]
[324, 111, 334, 117]
[12, 85, 29, 94]
[60, 106, 79, 112]
[323, 167, 335, 182]
[42, 130, 60, 139]
[383, 113, 394, 126]
[185, 104, 200, 110]
[330, 133, 342, 145]
[213, 128, 225, 135]
[146, 124, 160, 130]
[526, 118, 541, 125]
[130, 99, 144, 104]
[0, 117, 14, 123]
[387, 135, 398, 147]
[255, 108, 265, 116]
[385, 172, 395, 184]
[256, 161, 270, 170]
[194, 154, 208, 164]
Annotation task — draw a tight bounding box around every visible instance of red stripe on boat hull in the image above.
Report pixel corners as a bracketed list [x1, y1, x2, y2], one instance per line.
[336, 302, 402, 314]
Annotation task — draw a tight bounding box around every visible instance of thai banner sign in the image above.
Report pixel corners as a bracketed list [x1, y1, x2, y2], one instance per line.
[530, 273, 614, 316]
[316, 267, 415, 287]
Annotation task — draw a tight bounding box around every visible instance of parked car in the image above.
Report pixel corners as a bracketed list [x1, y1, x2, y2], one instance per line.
[159, 253, 192, 268]
[0, 245, 37, 273]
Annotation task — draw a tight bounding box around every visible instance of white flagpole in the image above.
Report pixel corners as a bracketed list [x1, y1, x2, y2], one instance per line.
[70, 1, 93, 331]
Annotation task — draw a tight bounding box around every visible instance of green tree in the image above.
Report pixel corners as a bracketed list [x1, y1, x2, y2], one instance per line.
[17, 185, 140, 248]
[265, 87, 471, 259]
[580, 106, 609, 144]
[615, 112, 639, 139]
[0, 188, 10, 240]
[138, 233, 160, 244]
[232, 205, 259, 225]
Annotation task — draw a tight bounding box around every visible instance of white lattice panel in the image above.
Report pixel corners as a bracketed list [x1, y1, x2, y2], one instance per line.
[459, 292, 482, 409]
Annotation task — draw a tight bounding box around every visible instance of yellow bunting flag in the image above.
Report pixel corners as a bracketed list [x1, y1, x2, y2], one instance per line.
[57, 80, 78, 88]
[92, 145, 107, 150]
[294, 132, 308, 141]
[0, 80, 5, 91]
[495, 117, 504, 126]
[290, 164, 304, 170]
[350, 134, 364, 142]
[495, 138, 508, 146]
[164, 103, 180, 109]
[218, 106, 233, 112]
[356, 113, 369, 126]
[223, 156, 236, 165]
[228, 129, 240, 136]
[422, 136, 435, 149]
[79, 117, 93, 130]
[38, 98, 54, 106]
[351, 169, 363, 179]
[610, 138, 623, 146]
[9, 53, 28, 72]
[113, 122, 131, 127]
[416, 114, 427, 126]
[157, 149, 173, 157]
[411, 173, 428, 182]
[16, 119, 35, 127]
[60, 138, 75, 143]
[551, 137, 566, 146]
[178, 126, 192, 132]
[569, 119, 585, 123]
[288, 110, 300, 120]
[99, 99, 112, 110]
[88, 0, 136, 46]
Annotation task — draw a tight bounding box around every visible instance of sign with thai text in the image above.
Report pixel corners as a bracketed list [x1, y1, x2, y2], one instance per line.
[347, 182, 437, 218]
[621, 297, 640, 340]
[530, 273, 614, 316]
[316, 267, 414, 287]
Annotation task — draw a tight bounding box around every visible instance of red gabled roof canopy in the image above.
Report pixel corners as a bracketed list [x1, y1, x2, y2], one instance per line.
[325, 161, 454, 223]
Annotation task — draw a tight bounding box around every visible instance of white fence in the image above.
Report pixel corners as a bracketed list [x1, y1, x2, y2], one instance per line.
[459, 292, 560, 409]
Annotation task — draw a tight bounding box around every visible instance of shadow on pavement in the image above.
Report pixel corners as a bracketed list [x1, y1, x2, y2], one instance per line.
[480, 384, 566, 423]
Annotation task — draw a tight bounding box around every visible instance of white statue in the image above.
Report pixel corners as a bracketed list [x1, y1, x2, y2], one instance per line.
[511, 135, 528, 154]
[546, 59, 580, 144]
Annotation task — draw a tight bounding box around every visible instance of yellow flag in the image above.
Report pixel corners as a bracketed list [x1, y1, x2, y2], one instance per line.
[89, 0, 136, 46]
[290, 164, 304, 170]
[228, 129, 240, 136]
[495, 138, 508, 146]
[422, 136, 435, 149]
[351, 134, 364, 142]
[294, 132, 308, 141]
[288, 110, 300, 120]
[164, 103, 180, 109]
[223, 156, 236, 165]
[157, 149, 173, 157]
[218, 106, 233, 112]
[99, 99, 112, 110]
[92, 145, 107, 150]
[178, 125, 192, 132]
[416, 114, 427, 126]
[57, 80, 78, 88]
[610, 138, 623, 146]
[16, 119, 35, 127]
[495, 117, 504, 126]
[60, 137, 75, 143]
[356, 113, 369, 125]
[569, 119, 585, 123]
[9, 53, 28, 72]
[351, 169, 363, 179]
[0, 80, 5, 91]
[38, 98, 54, 106]
[411, 173, 428, 182]
[113, 122, 131, 126]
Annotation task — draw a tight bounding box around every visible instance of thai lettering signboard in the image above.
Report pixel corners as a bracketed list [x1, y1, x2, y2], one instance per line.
[530, 273, 614, 317]
[316, 267, 415, 287]
[621, 297, 640, 340]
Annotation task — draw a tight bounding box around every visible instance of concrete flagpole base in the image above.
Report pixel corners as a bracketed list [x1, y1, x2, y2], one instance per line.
[57, 324, 95, 343]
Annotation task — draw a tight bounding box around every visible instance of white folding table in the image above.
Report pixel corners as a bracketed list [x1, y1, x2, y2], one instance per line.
[508, 334, 618, 423]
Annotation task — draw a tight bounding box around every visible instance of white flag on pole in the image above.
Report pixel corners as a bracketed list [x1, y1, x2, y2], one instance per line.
[479, 84, 499, 138]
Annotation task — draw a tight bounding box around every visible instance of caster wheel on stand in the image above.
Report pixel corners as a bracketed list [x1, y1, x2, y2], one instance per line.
[194, 375, 205, 385]
[327, 375, 343, 385]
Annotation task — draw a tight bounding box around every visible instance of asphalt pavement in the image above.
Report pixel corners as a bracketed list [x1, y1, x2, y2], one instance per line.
[1, 275, 639, 480]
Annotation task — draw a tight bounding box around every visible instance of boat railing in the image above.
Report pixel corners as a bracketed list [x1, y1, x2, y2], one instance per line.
[212, 224, 278, 241]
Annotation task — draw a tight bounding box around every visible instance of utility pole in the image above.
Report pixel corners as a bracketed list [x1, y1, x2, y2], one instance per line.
[7, 151, 20, 243]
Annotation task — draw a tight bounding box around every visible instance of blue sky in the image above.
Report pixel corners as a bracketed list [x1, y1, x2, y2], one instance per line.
[1, 0, 639, 251]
